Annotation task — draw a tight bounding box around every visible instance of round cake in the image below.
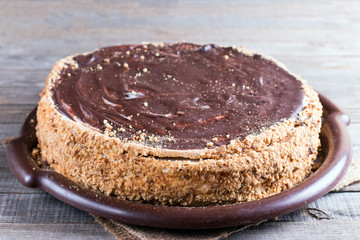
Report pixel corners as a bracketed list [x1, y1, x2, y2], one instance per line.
[36, 42, 322, 206]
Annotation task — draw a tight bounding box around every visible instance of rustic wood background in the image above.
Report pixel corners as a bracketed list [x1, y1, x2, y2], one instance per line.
[1, 0, 359, 239]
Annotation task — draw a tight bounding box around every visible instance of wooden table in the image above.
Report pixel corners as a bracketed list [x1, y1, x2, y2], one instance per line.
[1, 1, 359, 239]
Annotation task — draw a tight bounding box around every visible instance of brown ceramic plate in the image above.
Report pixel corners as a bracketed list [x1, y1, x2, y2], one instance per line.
[6, 94, 351, 229]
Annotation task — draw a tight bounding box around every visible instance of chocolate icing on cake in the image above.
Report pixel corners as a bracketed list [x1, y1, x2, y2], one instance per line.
[52, 43, 304, 150]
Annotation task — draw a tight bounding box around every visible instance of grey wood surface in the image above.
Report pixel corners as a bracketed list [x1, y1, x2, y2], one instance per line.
[1, 0, 359, 239]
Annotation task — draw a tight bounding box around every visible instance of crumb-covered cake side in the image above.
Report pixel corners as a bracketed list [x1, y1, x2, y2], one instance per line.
[36, 43, 322, 206]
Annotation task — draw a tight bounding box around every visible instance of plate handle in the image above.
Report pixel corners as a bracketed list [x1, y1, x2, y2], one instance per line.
[6, 138, 39, 188]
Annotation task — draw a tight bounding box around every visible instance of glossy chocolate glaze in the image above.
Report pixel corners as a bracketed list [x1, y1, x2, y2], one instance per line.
[52, 43, 304, 150]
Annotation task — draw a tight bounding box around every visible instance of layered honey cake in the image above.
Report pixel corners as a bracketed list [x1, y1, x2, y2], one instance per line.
[36, 43, 322, 206]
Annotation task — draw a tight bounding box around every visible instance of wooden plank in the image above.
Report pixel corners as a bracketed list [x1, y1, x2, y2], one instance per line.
[0, 146, 5, 167]
[337, 182, 360, 192]
[1, 1, 359, 30]
[2, 3, 359, 37]
[0, 70, 48, 87]
[3, 0, 359, 18]
[0, 89, 40, 105]
[0, 223, 112, 240]
[228, 220, 360, 240]
[0, 192, 358, 239]
[0, 191, 359, 224]
[0, 1, 359, 57]
[0, 124, 22, 140]
[0, 105, 35, 124]
[347, 124, 360, 147]
[0, 70, 44, 104]
[0, 220, 359, 240]
[1, 220, 359, 240]
[276, 192, 360, 222]
[1, 35, 359, 61]
[0, 193, 95, 224]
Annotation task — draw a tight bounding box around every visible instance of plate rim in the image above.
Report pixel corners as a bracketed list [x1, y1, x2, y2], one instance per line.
[5, 93, 352, 229]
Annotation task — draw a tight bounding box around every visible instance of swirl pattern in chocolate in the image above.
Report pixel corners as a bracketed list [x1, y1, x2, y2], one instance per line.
[52, 43, 304, 150]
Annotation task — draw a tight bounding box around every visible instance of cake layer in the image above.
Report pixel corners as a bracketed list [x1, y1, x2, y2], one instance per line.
[52, 43, 304, 150]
